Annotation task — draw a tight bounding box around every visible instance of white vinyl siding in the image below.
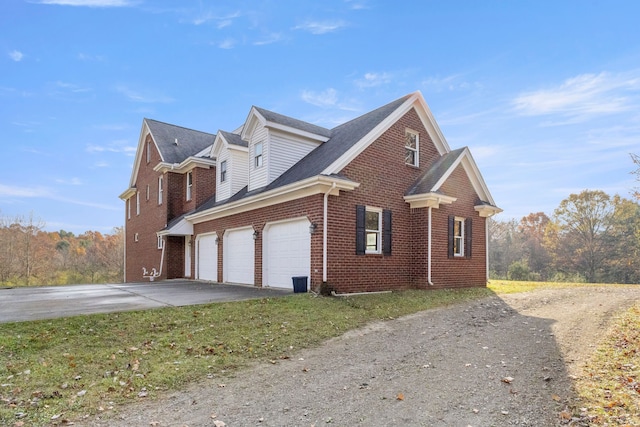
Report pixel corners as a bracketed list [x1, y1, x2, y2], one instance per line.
[229, 149, 248, 195]
[216, 151, 231, 202]
[248, 126, 269, 191]
[269, 130, 321, 183]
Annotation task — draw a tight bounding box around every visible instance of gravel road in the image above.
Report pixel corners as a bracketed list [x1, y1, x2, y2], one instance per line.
[84, 286, 640, 427]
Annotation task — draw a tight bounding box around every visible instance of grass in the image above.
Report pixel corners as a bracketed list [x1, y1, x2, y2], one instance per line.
[1, 280, 637, 426]
[0, 286, 492, 426]
[570, 302, 640, 425]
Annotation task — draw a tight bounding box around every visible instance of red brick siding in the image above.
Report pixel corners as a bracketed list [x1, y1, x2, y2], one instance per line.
[190, 195, 324, 288]
[125, 134, 168, 282]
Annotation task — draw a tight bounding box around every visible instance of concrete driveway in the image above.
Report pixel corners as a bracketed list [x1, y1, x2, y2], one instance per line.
[0, 280, 292, 323]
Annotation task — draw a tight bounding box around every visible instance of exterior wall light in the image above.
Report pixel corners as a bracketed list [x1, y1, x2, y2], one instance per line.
[309, 223, 317, 234]
[253, 230, 259, 240]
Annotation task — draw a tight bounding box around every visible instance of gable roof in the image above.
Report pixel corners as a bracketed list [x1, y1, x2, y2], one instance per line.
[406, 148, 466, 196]
[253, 107, 332, 138]
[145, 118, 215, 164]
[218, 130, 248, 148]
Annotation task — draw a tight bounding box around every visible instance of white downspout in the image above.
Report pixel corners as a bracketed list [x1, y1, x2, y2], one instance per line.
[322, 183, 336, 283]
[428, 206, 434, 286]
[485, 217, 490, 282]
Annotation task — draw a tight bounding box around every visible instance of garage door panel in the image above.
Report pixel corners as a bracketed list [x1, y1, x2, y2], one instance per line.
[265, 219, 310, 290]
[197, 234, 218, 281]
[224, 228, 255, 285]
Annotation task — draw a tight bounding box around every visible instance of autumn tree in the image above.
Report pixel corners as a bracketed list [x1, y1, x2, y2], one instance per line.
[552, 190, 616, 283]
[488, 218, 524, 279]
[518, 212, 552, 279]
[631, 153, 640, 200]
[607, 195, 640, 283]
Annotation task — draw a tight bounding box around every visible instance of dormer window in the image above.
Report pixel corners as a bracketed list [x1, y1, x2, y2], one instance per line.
[405, 129, 419, 167]
[186, 171, 193, 201]
[254, 142, 263, 168]
[220, 160, 227, 182]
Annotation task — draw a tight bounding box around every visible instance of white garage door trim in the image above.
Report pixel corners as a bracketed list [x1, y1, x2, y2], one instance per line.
[223, 227, 255, 285]
[263, 217, 311, 290]
[196, 233, 218, 281]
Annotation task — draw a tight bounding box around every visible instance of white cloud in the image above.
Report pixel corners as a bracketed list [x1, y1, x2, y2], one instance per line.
[86, 140, 136, 155]
[192, 10, 240, 26]
[355, 72, 392, 88]
[37, 0, 134, 6]
[9, 50, 24, 62]
[78, 52, 106, 61]
[422, 74, 482, 92]
[217, 38, 236, 49]
[301, 88, 339, 107]
[114, 85, 174, 103]
[253, 33, 284, 46]
[345, 0, 369, 10]
[0, 183, 49, 198]
[55, 81, 92, 93]
[293, 20, 347, 35]
[512, 71, 640, 121]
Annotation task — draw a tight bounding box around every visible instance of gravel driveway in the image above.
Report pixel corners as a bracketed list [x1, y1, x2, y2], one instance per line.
[84, 286, 640, 427]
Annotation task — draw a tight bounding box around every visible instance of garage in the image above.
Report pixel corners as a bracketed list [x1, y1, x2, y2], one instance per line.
[196, 233, 218, 281]
[263, 218, 311, 290]
[224, 227, 255, 285]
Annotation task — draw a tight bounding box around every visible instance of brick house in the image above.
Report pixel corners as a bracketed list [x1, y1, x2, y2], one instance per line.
[119, 91, 501, 293]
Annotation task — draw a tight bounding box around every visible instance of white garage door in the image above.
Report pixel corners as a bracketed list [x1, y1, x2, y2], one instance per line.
[224, 227, 255, 285]
[264, 218, 310, 289]
[197, 234, 218, 281]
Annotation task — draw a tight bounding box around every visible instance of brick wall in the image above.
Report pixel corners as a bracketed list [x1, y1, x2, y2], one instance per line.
[125, 134, 167, 282]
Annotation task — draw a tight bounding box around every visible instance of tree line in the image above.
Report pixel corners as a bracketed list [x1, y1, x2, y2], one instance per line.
[489, 189, 640, 284]
[0, 212, 123, 287]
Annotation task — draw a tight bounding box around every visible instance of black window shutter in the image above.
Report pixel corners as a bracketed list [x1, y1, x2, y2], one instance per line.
[356, 205, 366, 255]
[383, 209, 392, 255]
[448, 215, 455, 259]
[465, 218, 473, 258]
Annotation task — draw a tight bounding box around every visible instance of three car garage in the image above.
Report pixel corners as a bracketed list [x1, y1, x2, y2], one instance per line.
[195, 217, 311, 291]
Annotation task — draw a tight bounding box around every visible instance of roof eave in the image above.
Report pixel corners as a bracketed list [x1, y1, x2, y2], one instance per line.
[186, 175, 359, 224]
[404, 192, 457, 209]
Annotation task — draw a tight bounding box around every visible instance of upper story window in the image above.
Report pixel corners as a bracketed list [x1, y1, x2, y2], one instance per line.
[146, 184, 150, 201]
[405, 129, 419, 167]
[157, 235, 164, 250]
[254, 142, 263, 168]
[136, 191, 140, 215]
[186, 171, 193, 201]
[127, 198, 131, 220]
[146, 141, 151, 163]
[158, 176, 163, 205]
[220, 160, 227, 182]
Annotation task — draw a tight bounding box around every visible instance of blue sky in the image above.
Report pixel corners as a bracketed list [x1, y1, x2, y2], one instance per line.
[2, 0, 639, 233]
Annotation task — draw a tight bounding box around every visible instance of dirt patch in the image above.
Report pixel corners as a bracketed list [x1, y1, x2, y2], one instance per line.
[83, 286, 640, 426]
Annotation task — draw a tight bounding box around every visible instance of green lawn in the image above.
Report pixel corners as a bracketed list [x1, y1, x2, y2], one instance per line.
[1, 280, 637, 426]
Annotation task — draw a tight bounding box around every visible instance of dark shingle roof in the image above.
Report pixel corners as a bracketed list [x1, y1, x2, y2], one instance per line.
[264, 94, 412, 190]
[145, 118, 215, 164]
[219, 130, 248, 148]
[254, 107, 332, 138]
[405, 147, 466, 196]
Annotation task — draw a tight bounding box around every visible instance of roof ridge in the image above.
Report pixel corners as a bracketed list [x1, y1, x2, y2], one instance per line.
[145, 118, 215, 136]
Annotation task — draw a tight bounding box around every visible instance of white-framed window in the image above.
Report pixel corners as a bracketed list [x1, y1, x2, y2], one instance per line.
[134, 233, 139, 242]
[127, 198, 131, 220]
[146, 184, 150, 201]
[157, 235, 164, 249]
[146, 141, 151, 163]
[186, 171, 193, 201]
[365, 207, 382, 254]
[405, 129, 419, 167]
[220, 160, 227, 182]
[136, 191, 140, 215]
[158, 176, 163, 205]
[453, 217, 464, 257]
[254, 142, 263, 168]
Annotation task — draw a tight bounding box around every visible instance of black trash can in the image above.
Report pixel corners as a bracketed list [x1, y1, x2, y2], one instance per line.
[292, 276, 308, 293]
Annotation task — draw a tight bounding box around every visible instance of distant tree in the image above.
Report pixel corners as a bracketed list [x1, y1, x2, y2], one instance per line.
[518, 212, 552, 279]
[553, 190, 616, 283]
[488, 218, 523, 279]
[632, 153, 640, 200]
[607, 195, 640, 283]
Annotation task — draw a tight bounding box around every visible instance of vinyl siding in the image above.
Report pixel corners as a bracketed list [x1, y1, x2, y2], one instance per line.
[215, 150, 231, 202]
[230, 149, 248, 196]
[269, 130, 322, 183]
[248, 126, 268, 191]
